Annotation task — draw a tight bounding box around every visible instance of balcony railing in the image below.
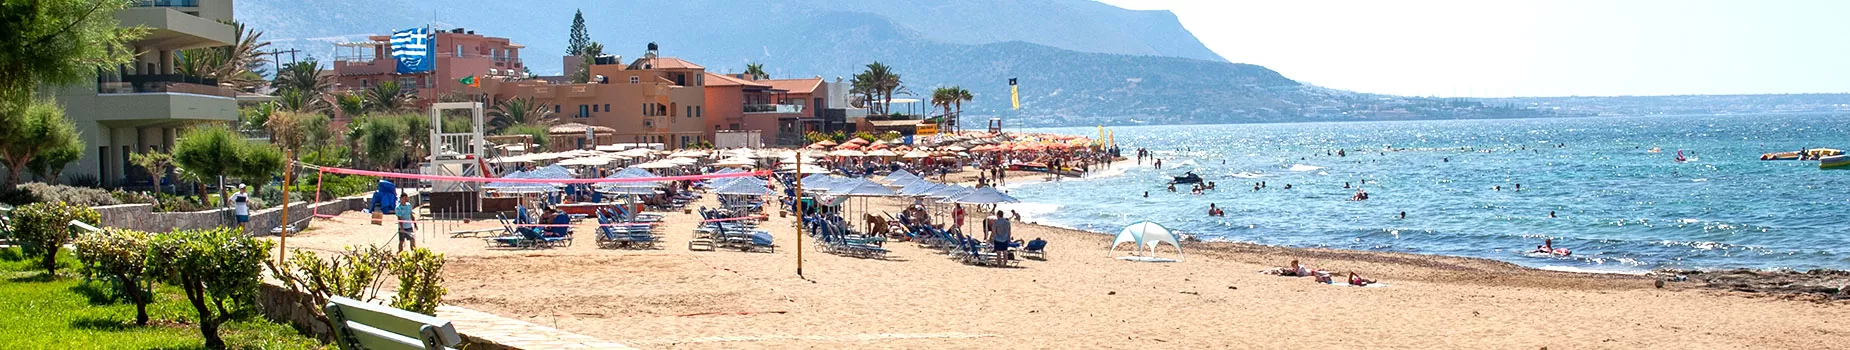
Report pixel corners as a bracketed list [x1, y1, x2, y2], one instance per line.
[134, 0, 198, 7]
[98, 74, 234, 98]
[743, 104, 803, 114]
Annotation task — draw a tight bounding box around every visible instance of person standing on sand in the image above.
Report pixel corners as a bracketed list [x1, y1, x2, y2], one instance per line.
[396, 194, 417, 252]
[990, 211, 1012, 266]
[953, 204, 967, 234]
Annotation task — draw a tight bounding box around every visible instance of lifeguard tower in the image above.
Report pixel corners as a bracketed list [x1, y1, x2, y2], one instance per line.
[423, 102, 491, 212]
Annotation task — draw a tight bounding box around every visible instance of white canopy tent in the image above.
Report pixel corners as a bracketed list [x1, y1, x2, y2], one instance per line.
[1112, 221, 1183, 262]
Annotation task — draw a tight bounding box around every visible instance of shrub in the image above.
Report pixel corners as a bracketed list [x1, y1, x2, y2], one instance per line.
[72, 228, 155, 325]
[63, 174, 101, 188]
[18, 182, 119, 207]
[266, 246, 448, 326]
[392, 248, 447, 315]
[147, 227, 272, 350]
[11, 201, 100, 276]
[153, 192, 211, 212]
[0, 186, 39, 206]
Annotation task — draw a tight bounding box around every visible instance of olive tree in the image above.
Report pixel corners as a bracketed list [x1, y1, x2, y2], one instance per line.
[146, 227, 270, 350]
[10, 201, 100, 276]
[73, 228, 155, 325]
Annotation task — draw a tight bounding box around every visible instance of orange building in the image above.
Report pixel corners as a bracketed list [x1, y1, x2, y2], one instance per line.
[469, 54, 709, 149]
[331, 28, 524, 103]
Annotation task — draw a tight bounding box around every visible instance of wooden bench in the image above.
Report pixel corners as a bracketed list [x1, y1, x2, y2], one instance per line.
[326, 296, 462, 350]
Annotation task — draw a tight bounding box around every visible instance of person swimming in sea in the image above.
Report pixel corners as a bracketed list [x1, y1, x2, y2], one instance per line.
[1532, 238, 1569, 256]
[1351, 189, 1369, 201]
[1205, 181, 1216, 190]
[1399, 211, 1406, 219]
[1344, 182, 1351, 189]
[1549, 211, 1556, 218]
[1208, 203, 1225, 217]
[1167, 183, 1177, 192]
[1143, 191, 1149, 198]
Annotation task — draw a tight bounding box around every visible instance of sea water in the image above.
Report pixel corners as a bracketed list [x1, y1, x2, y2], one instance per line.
[1005, 114, 1850, 272]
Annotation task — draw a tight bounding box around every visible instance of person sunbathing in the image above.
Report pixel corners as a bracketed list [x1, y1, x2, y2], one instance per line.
[1264, 260, 1314, 277]
[1348, 272, 1377, 286]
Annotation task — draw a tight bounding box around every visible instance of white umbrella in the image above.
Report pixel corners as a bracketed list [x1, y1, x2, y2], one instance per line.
[902, 151, 931, 159]
[557, 156, 612, 166]
[828, 149, 865, 157]
[865, 149, 899, 157]
[636, 161, 677, 169]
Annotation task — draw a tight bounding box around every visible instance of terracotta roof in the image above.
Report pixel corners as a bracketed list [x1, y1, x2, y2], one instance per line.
[549, 123, 617, 134]
[762, 78, 823, 94]
[628, 57, 704, 70]
[704, 72, 770, 88]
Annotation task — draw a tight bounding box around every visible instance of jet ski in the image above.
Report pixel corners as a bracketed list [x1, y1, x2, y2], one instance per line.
[1171, 172, 1203, 184]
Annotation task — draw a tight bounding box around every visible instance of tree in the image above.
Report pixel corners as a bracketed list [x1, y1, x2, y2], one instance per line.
[176, 21, 269, 92]
[0, 0, 147, 110]
[952, 86, 972, 132]
[273, 89, 329, 114]
[487, 96, 556, 133]
[0, 98, 84, 187]
[11, 201, 100, 277]
[173, 125, 273, 206]
[363, 80, 418, 114]
[356, 115, 408, 170]
[930, 87, 956, 125]
[567, 10, 590, 56]
[73, 228, 155, 325]
[501, 124, 550, 152]
[858, 62, 903, 115]
[744, 63, 768, 80]
[334, 92, 366, 119]
[129, 151, 175, 194]
[27, 138, 82, 183]
[272, 59, 332, 94]
[572, 41, 604, 84]
[147, 227, 272, 350]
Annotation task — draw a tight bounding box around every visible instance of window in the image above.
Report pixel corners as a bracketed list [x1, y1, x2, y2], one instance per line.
[578, 105, 589, 118]
[629, 76, 639, 84]
[455, 44, 463, 57]
[361, 79, 368, 88]
[604, 104, 610, 113]
[686, 106, 692, 118]
[554, 105, 560, 114]
[696, 106, 702, 117]
[641, 104, 648, 116]
[591, 104, 598, 113]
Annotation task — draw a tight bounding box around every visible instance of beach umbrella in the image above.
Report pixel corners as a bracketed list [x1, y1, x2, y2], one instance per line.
[598, 167, 661, 189]
[866, 149, 899, 157]
[712, 179, 772, 196]
[949, 186, 1020, 204]
[558, 156, 612, 167]
[781, 163, 831, 174]
[599, 186, 662, 195]
[828, 149, 864, 157]
[902, 150, 931, 159]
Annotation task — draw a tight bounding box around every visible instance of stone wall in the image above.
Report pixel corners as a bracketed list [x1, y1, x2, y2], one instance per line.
[89, 196, 367, 234]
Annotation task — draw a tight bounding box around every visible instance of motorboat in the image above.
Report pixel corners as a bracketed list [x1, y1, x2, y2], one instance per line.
[1762, 148, 1843, 161]
[1170, 172, 1202, 184]
[1821, 155, 1850, 170]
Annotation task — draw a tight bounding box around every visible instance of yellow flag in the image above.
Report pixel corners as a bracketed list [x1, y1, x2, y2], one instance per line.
[1009, 78, 1020, 110]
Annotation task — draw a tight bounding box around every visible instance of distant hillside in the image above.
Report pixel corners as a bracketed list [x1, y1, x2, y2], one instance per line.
[1475, 94, 1850, 117]
[240, 0, 1549, 126]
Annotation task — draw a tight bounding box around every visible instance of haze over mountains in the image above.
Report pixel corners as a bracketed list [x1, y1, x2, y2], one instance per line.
[240, 0, 1588, 126]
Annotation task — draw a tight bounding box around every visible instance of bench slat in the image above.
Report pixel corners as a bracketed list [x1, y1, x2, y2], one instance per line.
[346, 322, 440, 350]
[328, 296, 462, 348]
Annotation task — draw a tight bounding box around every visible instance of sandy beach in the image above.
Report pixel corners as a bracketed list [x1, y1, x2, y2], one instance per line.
[269, 177, 1850, 349]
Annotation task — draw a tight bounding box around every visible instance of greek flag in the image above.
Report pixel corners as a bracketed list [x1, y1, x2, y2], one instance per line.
[391, 27, 434, 74]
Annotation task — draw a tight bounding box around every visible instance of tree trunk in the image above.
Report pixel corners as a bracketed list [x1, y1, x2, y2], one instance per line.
[40, 251, 58, 276]
[122, 274, 149, 325]
[3, 164, 20, 187]
[183, 277, 226, 350]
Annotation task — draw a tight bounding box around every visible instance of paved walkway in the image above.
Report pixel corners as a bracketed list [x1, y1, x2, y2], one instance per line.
[438, 305, 637, 349]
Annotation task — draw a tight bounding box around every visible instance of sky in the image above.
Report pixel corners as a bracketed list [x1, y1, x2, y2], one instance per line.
[1098, 0, 1850, 97]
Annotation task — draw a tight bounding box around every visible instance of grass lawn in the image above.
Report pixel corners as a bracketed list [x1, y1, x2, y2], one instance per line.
[0, 247, 325, 349]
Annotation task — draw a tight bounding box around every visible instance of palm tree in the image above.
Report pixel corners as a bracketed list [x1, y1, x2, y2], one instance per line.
[362, 80, 418, 114]
[273, 59, 331, 94]
[273, 89, 329, 114]
[334, 92, 366, 119]
[952, 86, 973, 132]
[930, 87, 955, 127]
[859, 62, 902, 115]
[176, 21, 269, 91]
[850, 73, 877, 111]
[486, 96, 557, 133]
[573, 41, 604, 83]
[744, 63, 768, 80]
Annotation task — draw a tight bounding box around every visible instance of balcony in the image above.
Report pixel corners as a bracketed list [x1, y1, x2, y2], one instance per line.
[99, 74, 235, 98]
[134, 0, 197, 7]
[116, 6, 232, 50]
[743, 104, 803, 114]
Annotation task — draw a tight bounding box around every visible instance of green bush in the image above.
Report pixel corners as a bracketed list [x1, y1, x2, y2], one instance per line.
[146, 227, 272, 350]
[392, 248, 447, 315]
[11, 202, 100, 276]
[109, 190, 156, 205]
[18, 182, 119, 207]
[72, 228, 155, 325]
[152, 192, 211, 212]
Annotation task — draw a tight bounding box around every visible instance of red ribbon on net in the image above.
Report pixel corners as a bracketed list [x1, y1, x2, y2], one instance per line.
[308, 165, 772, 184]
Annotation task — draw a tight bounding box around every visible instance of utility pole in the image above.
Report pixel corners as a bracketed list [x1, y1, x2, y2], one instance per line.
[265, 48, 304, 70]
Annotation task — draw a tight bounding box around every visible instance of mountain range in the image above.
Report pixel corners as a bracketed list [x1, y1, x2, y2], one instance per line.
[240, 0, 1546, 126]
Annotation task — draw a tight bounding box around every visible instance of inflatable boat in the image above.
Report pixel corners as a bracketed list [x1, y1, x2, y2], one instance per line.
[1821, 155, 1850, 170]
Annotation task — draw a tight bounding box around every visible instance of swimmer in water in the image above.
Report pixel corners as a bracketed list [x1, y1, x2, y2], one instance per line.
[1143, 191, 1149, 198]
[1167, 183, 1177, 192]
[1399, 211, 1406, 219]
[1344, 182, 1351, 189]
[1515, 183, 1521, 191]
[1494, 185, 1501, 191]
[1549, 211, 1556, 218]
